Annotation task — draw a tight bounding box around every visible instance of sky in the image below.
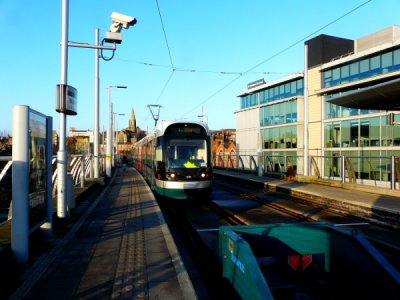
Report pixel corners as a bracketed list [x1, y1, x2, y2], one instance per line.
[1, 0, 400, 136]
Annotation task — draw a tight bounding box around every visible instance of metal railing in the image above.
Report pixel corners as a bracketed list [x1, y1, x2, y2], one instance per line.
[212, 153, 399, 190]
[310, 155, 399, 190]
[213, 153, 304, 177]
[0, 154, 106, 223]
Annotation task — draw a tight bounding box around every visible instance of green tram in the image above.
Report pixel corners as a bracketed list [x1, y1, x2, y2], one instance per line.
[132, 120, 213, 200]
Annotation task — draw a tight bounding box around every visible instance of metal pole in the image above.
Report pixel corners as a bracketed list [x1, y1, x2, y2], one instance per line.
[106, 88, 113, 177]
[94, 28, 100, 178]
[341, 155, 345, 183]
[57, 0, 69, 218]
[391, 156, 395, 190]
[41, 116, 53, 237]
[303, 44, 309, 176]
[11, 105, 30, 263]
[81, 155, 85, 188]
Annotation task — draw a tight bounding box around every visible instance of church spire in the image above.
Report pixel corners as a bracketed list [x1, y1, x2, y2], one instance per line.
[129, 108, 136, 133]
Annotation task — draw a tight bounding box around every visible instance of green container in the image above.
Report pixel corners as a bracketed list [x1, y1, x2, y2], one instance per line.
[219, 223, 400, 300]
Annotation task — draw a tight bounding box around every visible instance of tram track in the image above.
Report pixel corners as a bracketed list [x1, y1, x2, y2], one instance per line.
[156, 174, 400, 298]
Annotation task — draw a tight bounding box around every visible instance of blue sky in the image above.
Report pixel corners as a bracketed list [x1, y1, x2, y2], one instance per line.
[1, 0, 399, 135]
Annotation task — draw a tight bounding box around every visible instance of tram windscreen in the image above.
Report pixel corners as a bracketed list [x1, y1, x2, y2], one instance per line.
[166, 139, 207, 168]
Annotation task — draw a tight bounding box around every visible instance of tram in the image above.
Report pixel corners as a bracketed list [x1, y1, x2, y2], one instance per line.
[132, 120, 213, 200]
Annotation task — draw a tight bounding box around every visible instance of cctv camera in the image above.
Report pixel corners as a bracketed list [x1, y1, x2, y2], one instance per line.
[110, 12, 137, 33]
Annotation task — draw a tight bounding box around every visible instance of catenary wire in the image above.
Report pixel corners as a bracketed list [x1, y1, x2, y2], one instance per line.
[180, 0, 373, 117]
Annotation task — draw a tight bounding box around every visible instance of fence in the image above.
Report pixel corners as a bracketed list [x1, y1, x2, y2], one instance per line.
[213, 153, 399, 190]
[0, 155, 106, 224]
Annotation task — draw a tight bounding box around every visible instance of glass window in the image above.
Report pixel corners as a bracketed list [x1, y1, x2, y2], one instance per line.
[350, 62, 359, 76]
[381, 52, 392, 71]
[340, 65, 350, 83]
[370, 56, 380, 70]
[290, 81, 296, 94]
[381, 116, 392, 146]
[350, 120, 359, 147]
[370, 117, 380, 146]
[341, 120, 350, 147]
[325, 123, 333, 148]
[296, 79, 303, 94]
[167, 139, 207, 168]
[332, 68, 340, 81]
[360, 119, 370, 147]
[323, 70, 332, 87]
[359, 58, 370, 74]
[394, 49, 400, 66]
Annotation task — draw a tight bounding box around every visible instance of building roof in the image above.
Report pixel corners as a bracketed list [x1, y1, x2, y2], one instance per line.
[328, 77, 400, 110]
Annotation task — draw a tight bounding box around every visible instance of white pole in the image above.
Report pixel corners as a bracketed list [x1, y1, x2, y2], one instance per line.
[12, 105, 30, 263]
[41, 116, 53, 237]
[57, 0, 69, 218]
[94, 28, 100, 178]
[106, 88, 113, 177]
[304, 44, 309, 176]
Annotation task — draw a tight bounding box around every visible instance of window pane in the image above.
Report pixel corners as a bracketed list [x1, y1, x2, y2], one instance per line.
[381, 52, 392, 69]
[370, 56, 380, 70]
[394, 49, 400, 65]
[370, 117, 380, 146]
[341, 120, 350, 147]
[332, 68, 340, 80]
[350, 62, 359, 76]
[360, 58, 370, 73]
[341, 65, 349, 77]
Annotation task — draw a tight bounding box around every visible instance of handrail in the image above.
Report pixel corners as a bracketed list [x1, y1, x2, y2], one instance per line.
[213, 153, 399, 190]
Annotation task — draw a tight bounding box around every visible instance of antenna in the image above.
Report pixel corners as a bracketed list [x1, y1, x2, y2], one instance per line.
[147, 104, 162, 126]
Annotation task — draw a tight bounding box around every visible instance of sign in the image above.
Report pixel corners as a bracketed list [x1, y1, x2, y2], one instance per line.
[247, 78, 266, 90]
[29, 109, 51, 228]
[56, 84, 78, 115]
[288, 254, 313, 270]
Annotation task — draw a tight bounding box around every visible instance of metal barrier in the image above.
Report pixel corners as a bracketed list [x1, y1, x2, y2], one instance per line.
[214, 154, 304, 177]
[1, 154, 106, 223]
[213, 153, 398, 190]
[310, 155, 399, 190]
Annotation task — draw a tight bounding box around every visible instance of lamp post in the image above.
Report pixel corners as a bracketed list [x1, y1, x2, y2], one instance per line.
[106, 86, 127, 177]
[58, 1, 136, 218]
[113, 112, 125, 165]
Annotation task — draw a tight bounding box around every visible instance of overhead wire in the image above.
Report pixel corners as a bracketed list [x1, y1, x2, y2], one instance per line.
[180, 0, 373, 117]
[114, 57, 287, 75]
[139, 0, 176, 129]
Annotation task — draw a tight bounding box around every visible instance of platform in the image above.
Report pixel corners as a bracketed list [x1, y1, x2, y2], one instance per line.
[9, 167, 196, 299]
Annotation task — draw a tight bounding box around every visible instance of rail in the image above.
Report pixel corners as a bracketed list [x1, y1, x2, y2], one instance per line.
[0, 154, 106, 223]
[213, 153, 399, 190]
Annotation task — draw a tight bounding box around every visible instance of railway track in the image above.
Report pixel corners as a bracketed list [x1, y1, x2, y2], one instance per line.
[158, 177, 400, 299]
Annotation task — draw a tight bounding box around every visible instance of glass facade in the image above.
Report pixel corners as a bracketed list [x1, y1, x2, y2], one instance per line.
[324, 115, 400, 148]
[260, 100, 297, 126]
[261, 125, 297, 149]
[322, 48, 400, 88]
[240, 78, 303, 109]
[324, 149, 400, 181]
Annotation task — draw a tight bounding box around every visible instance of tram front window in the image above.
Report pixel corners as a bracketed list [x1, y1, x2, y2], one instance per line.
[167, 139, 207, 168]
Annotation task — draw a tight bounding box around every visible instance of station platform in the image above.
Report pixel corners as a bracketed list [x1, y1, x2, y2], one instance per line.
[8, 167, 196, 299]
[214, 169, 400, 229]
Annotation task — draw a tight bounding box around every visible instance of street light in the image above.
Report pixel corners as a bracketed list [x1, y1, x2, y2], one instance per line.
[113, 112, 126, 165]
[106, 86, 127, 177]
[58, 0, 136, 219]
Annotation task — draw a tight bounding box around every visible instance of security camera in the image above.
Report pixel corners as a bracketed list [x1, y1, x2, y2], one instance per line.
[110, 12, 137, 33]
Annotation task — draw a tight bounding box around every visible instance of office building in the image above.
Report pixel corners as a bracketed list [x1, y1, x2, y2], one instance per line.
[236, 25, 400, 187]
